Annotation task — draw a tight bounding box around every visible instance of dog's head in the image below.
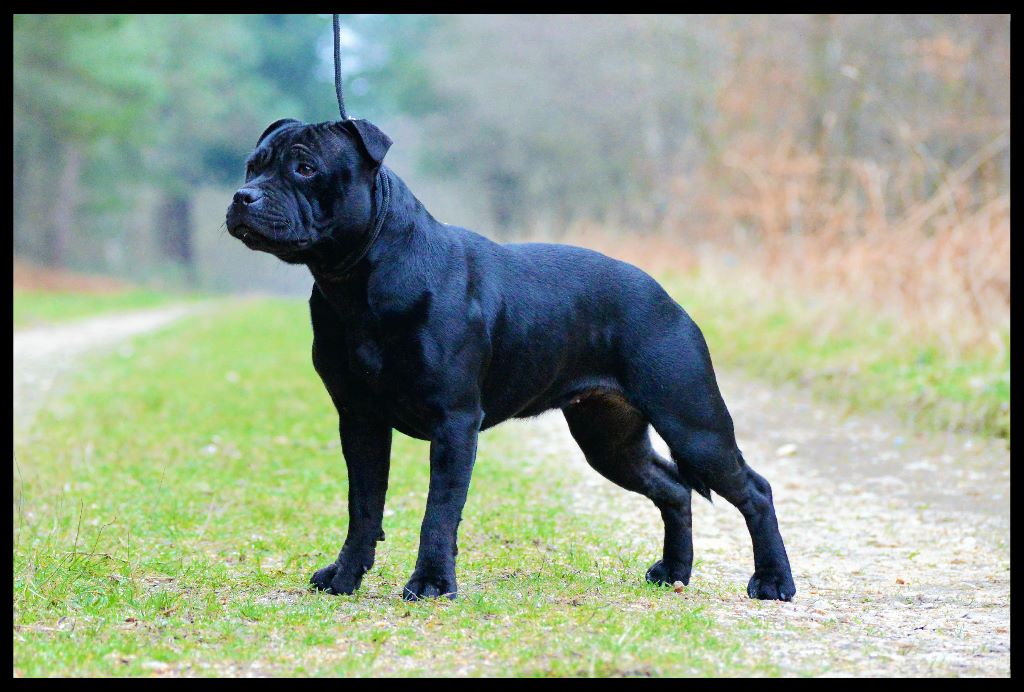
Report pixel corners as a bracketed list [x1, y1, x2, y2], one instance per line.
[226, 118, 392, 265]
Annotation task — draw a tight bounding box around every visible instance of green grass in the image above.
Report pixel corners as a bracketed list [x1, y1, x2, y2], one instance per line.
[13, 288, 185, 327]
[661, 271, 1010, 442]
[13, 300, 783, 677]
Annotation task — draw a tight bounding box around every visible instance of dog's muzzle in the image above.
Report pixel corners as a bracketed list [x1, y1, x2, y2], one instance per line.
[226, 188, 312, 254]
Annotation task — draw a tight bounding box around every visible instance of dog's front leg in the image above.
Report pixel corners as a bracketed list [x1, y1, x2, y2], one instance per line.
[310, 415, 392, 595]
[403, 411, 481, 601]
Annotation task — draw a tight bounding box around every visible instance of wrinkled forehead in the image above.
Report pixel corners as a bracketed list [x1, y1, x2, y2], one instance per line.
[248, 122, 350, 163]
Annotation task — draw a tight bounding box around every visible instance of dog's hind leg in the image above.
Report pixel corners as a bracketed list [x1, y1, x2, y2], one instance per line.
[562, 392, 694, 587]
[630, 323, 796, 601]
[660, 423, 795, 601]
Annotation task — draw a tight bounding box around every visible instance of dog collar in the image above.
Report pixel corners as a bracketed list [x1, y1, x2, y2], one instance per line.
[317, 167, 392, 281]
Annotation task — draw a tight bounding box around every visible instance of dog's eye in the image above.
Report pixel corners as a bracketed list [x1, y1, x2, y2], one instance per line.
[296, 162, 316, 177]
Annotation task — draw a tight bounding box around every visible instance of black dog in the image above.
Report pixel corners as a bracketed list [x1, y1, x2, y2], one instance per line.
[226, 118, 795, 602]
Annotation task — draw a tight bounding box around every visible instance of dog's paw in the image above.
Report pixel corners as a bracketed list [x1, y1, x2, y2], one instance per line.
[310, 563, 339, 592]
[747, 568, 796, 601]
[309, 562, 364, 595]
[402, 572, 457, 601]
[644, 559, 691, 587]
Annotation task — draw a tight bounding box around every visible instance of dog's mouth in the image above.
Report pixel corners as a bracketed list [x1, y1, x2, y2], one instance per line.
[228, 223, 314, 255]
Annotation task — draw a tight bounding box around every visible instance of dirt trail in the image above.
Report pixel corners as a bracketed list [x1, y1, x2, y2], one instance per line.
[506, 372, 1010, 677]
[12, 306, 195, 432]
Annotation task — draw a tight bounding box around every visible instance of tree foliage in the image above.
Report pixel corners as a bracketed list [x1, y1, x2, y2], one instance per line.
[12, 14, 1010, 288]
[13, 14, 337, 274]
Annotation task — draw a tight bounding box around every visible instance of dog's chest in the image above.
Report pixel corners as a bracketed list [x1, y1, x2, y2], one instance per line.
[343, 321, 418, 389]
[314, 283, 456, 436]
[347, 335, 384, 383]
[342, 331, 439, 434]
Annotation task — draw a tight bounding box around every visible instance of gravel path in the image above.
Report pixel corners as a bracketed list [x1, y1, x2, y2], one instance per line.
[12, 306, 195, 432]
[507, 372, 1010, 677]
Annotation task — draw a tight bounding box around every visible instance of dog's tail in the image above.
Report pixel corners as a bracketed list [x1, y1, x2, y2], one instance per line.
[668, 444, 752, 504]
[669, 452, 714, 503]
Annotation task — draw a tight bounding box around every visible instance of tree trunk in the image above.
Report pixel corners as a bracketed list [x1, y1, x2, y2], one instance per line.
[486, 171, 521, 238]
[806, 14, 835, 160]
[48, 143, 83, 267]
[12, 131, 29, 256]
[157, 193, 195, 273]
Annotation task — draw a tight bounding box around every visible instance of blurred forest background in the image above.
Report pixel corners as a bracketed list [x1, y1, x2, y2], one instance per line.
[13, 14, 1010, 355]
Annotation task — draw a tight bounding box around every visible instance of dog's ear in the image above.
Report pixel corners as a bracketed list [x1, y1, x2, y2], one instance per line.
[256, 118, 302, 147]
[339, 119, 393, 165]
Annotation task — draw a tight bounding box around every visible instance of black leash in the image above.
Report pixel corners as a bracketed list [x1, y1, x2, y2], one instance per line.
[332, 14, 348, 120]
[318, 14, 391, 281]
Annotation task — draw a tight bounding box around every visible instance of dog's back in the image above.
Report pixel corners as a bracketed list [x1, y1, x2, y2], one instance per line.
[432, 230, 703, 421]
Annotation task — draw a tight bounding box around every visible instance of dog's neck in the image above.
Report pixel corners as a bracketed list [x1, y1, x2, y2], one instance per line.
[311, 167, 392, 282]
[309, 166, 442, 291]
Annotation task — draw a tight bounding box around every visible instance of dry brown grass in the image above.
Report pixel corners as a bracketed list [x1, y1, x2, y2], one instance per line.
[559, 133, 1010, 358]
[13, 259, 130, 293]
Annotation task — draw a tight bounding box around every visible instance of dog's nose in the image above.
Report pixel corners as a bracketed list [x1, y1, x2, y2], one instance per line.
[233, 188, 262, 206]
